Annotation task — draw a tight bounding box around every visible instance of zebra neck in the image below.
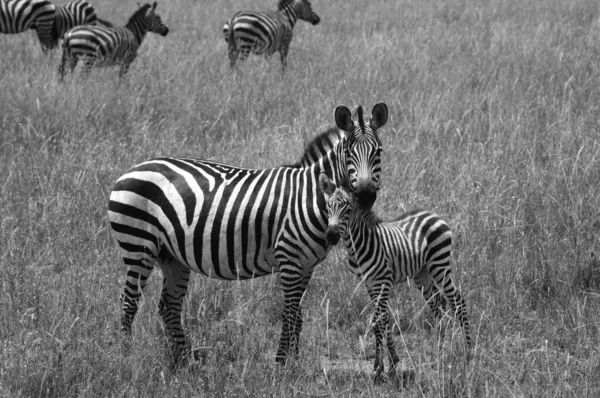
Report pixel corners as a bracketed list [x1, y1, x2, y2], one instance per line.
[279, 4, 299, 27]
[125, 17, 148, 46]
[348, 208, 381, 238]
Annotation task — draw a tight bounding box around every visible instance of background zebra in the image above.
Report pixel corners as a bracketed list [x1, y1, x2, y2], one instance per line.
[108, 103, 388, 367]
[0, 0, 56, 51]
[51, 0, 113, 48]
[223, 0, 320, 70]
[59, 2, 168, 80]
[319, 175, 472, 381]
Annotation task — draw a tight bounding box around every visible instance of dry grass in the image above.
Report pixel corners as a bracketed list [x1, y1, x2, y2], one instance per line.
[2, 0, 600, 396]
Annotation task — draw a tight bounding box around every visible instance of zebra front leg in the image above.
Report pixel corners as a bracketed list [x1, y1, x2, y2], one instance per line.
[59, 51, 77, 81]
[275, 267, 309, 365]
[156, 254, 192, 368]
[366, 279, 393, 381]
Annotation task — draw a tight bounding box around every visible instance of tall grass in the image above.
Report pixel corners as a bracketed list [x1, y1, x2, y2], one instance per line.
[2, 0, 600, 396]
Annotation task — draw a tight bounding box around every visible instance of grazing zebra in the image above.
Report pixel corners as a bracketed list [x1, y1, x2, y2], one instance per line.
[51, 0, 112, 47]
[59, 2, 168, 80]
[0, 0, 56, 51]
[108, 103, 388, 367]
[223, 0, 320, 70]
[318, 175, 472, 380]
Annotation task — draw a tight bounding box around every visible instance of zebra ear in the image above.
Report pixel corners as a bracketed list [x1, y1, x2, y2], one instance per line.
[335, 106, 353, 132]
[370, 102, 388, 130]
[318, 173, 336, 200]
[152, 1, 157, 11]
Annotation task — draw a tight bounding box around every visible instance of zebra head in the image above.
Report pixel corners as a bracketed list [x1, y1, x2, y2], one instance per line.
[335, 102, 388, 211]
[319, 173, 354, 245]
[145, 2, 169, 36]
[280, 0, 321, 25]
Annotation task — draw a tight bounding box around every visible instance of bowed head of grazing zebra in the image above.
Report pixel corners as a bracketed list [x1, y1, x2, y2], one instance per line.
[59, 1, 168, 80]
[223, 0, 320, 70]
[1, 0, 56, 51]
[50, 0, 113, 48]
[318, 175, 473, 381]
[108, 103, 387, 368]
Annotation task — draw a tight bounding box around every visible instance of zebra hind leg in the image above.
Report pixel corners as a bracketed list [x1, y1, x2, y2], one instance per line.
[156, 251, 193, 368]
[433, 269, 473, 354]
[413, 268, 448, 346]
[120, 257, 156, 342]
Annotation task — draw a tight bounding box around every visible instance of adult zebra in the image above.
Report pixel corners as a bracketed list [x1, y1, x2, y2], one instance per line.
[51, 0, 112, 47]
[108, 103, 388, 367]
[318, 175, 472, 380]
[0, 0, 56, 51]
[59, 2, 168, 80]
[223, 0, 320, 70]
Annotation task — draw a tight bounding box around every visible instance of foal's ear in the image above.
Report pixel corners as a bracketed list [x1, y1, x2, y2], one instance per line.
[318, 173, 336, 200]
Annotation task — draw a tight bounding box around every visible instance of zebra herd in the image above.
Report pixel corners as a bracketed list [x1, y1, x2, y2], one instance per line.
[2, 0, 322, 78]
[3, 0, 471, 383]
[109, 102, 472, 380]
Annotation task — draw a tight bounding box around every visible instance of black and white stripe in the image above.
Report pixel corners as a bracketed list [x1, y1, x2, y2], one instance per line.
[108, 104, 388, 367]
[51, 0, 112, 46]
[319, 176, 472, 380]
[59, 2, 168, 79]
[0, 0, 55, 50]
[223, 0, 320, 70]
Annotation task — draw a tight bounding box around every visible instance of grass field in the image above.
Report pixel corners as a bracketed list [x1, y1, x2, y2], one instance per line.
[2, 0, 600, 396]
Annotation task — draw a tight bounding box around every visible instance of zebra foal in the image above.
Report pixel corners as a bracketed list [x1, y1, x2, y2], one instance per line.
[319, 175, 472, 380]
[0, 0, 55, 51]
[223, 0, 320, 70]
[108, 103, 388, 367]
[59, 2, 168, 80]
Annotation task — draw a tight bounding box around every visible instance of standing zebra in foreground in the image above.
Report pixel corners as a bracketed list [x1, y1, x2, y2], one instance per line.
[319, 175, 472, 380]
[223, 0, 320, 70]
[0, 0, 55, 51]
[108, 103, 388, 367]
[51, 0, 112, 47]
[59, 2, 168, 80]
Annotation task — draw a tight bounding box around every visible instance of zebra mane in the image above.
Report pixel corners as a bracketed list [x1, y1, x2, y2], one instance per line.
[356, 105, 365, 129]
[284, 127, 345, 168]
[277, 0, 297, 11]
[128, 3, 152, 25]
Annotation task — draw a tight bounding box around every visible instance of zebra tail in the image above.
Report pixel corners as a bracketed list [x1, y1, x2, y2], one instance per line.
[227, 18, 236, 50]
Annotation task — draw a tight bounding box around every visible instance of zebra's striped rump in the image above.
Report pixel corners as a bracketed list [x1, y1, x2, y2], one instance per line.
[59, 2, 168, 79]
[108, 105, 387, 368]
[319, 176, 472, 380]
[0, 0, 56, 50]
[223, 0, 320, 70]
[50, 0, 112, 47]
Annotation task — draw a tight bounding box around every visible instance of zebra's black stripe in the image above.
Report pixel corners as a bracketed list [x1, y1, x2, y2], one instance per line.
[108, 104, 388, 367]
[223, 0, 320, 70]
[59, 1, 168, 79]
[320, 177, 473, 380]
[0, 0, 55, 50]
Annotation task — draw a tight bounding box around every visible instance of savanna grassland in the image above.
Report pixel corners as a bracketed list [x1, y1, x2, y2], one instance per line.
[2, 0, 600, 396]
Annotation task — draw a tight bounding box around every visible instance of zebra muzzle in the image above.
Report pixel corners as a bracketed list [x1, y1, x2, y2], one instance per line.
[326, 227, 341, 245]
